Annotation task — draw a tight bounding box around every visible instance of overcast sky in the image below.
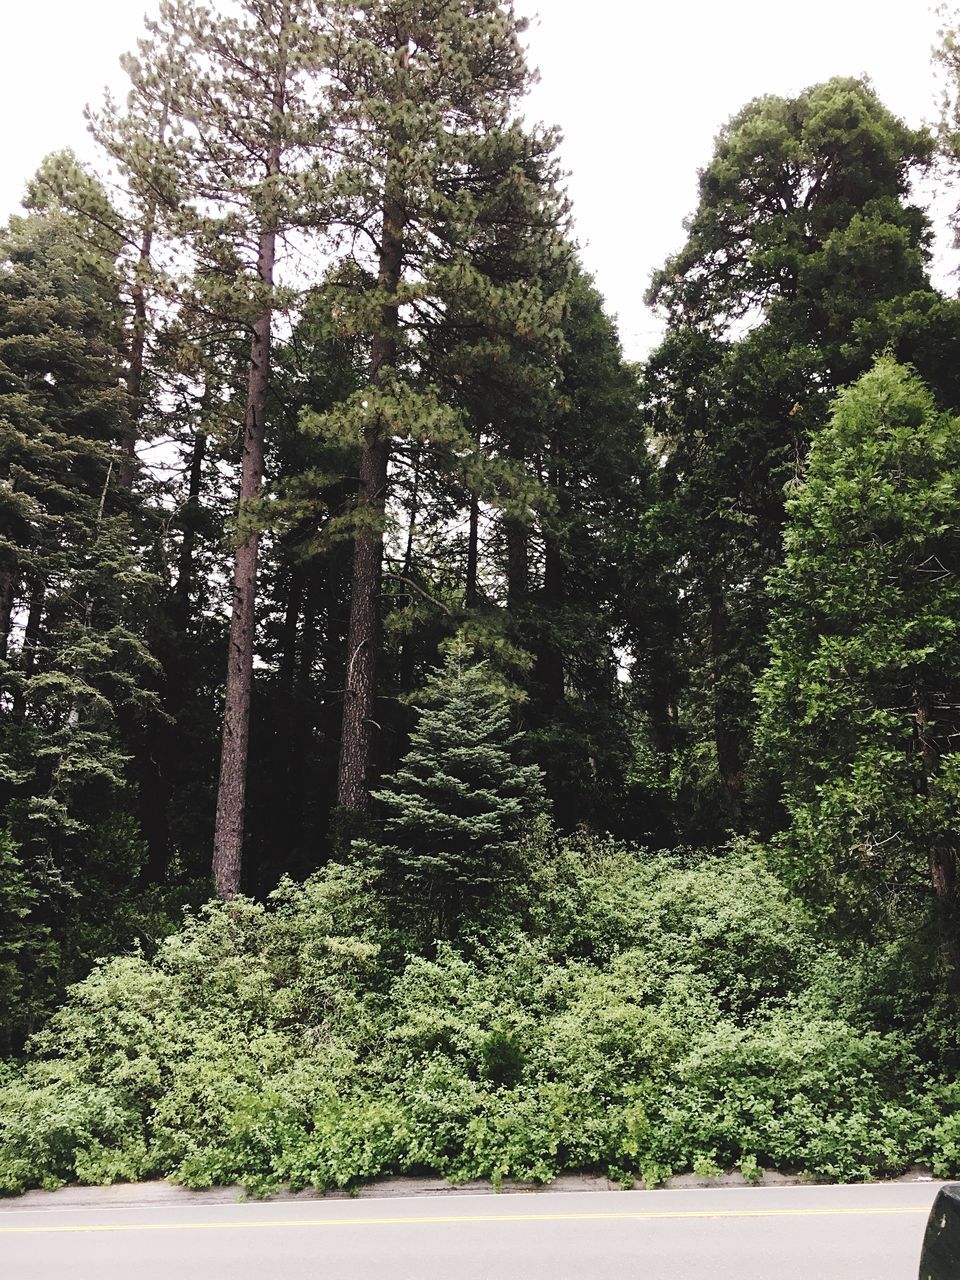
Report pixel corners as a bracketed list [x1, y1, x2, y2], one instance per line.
[0, 0, 948, 357]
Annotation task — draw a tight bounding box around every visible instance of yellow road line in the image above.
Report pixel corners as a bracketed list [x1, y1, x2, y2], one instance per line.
[0, 1206, 931, 1235]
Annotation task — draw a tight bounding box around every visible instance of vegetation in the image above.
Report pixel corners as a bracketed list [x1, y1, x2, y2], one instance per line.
[4, 0, 960, 1195]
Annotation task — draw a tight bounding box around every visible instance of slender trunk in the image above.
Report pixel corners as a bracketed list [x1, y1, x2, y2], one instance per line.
[172, 425, 208, 640]
[337, 71, 407, 812]
[211, 233, 276, 898]
[466, 492, 480, 608]
[119, 97, 169, 491]
[536, 527, 565, 712]
[212, 34, 287, 895]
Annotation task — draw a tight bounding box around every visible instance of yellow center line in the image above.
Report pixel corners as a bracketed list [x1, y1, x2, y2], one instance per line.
[0, 1206, 931, 1234]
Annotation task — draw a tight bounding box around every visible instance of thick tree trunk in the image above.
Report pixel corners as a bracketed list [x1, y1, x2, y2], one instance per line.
[505, 517, 528, 607]
[211, 226, 276, 898]
[337, 157, 406, 811]
[465, 491, 480, 608]
[211, 5, 288, 896]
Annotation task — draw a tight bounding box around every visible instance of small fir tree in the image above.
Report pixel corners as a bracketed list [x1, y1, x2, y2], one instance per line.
[359, 641, 544, 936]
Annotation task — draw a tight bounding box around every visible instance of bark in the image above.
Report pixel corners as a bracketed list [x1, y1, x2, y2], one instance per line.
[465, 491, 480, 608]
[337, 59, 408, 812]
[118, 97, 169, 491]
[212, 21, 287, 896]
[504, 516, 529, 607]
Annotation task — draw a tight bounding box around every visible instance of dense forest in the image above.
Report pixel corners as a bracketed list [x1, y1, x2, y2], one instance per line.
[5, 0, 960, 1193]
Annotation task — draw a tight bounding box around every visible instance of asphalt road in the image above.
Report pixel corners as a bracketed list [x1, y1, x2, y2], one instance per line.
[0, 1181, 941, 1280]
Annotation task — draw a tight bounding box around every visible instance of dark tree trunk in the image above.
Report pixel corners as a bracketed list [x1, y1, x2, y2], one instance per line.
[535, 526, 565, 714]
[212, 227, 276, 898]
[505, 516, 528, 607]
[465, 491, 480, 608]
[0, 567, 14, 662]
[337, 129, 406, 812]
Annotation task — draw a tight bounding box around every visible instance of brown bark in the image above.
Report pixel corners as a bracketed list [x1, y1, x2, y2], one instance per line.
[505, 517, 528, 607]
[119, 97, 169, 491]
[212, 22, 287, 896]
[336, 60, 408, 812]
[465, 491, 480, 608]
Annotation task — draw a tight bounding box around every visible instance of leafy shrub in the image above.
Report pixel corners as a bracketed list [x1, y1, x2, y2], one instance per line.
[0, 835, 953, 1194]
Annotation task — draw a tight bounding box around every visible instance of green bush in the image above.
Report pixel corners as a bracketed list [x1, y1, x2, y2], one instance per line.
[0, 835, 955, 1195]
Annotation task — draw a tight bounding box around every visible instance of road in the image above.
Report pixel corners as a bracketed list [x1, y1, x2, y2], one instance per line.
[0, 1180, 941, 1279]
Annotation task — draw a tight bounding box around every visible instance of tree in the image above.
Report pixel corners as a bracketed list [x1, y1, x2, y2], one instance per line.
[644, 77, 935, 829]
[756, 359, 960, 982]
[358, 640, 544, 937]
[119, 0, 329, 896]
[0, 170, 163, 1045]
[319, 0, 564, 815]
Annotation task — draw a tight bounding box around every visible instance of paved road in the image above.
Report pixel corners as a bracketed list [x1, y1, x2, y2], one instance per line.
[0, 1181, 941, 1279]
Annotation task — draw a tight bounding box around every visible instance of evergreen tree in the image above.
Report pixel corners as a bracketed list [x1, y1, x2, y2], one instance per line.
[319, 0, 565, 815]
[359, 641, 544, 937]
[757, 359, 960, 981]
[118, 0, 330, 896]
[645, 77, 936, 831]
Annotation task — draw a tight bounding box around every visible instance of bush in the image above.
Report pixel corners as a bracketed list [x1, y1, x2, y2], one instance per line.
[0, 835, 954, 1195]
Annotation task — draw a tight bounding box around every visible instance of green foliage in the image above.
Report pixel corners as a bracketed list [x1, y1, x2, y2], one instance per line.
[2, 838, 955, 1196]
[757, 359, 960, 947]
[357, 643, 545, 935]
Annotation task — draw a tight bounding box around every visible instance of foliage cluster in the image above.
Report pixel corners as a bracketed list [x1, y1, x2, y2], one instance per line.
[1, 836, 956, 1196]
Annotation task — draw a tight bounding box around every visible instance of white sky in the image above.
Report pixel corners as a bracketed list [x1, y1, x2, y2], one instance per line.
[0, 0, 949, 358]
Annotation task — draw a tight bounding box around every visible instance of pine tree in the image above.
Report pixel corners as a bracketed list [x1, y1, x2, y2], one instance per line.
[118, 0, 330, 896]
[756, 359, 960, 981]
[358, 641, 544, 937]
[319, 0, 565, 815]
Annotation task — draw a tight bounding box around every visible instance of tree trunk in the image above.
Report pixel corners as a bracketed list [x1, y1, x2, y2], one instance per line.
[211, 228, 276, 898]
[118, 97, 169, 491]
[337, 106, 407, 812]
[465, 491, 480, 608]
[505, 516, 528, 607]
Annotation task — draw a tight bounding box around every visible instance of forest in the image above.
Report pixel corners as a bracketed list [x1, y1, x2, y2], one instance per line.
[4, 0, 960, 1194]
